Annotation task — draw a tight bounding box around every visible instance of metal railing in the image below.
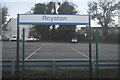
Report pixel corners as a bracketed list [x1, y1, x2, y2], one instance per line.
[2, 59, 118, 75]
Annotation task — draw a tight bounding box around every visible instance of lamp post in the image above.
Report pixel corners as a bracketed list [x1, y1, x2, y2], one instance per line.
[84, 33, 87, 42]
[118, 9, 120, 27]
[84, 33, 87, 37]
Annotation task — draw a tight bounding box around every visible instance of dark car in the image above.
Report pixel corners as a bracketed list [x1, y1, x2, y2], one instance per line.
[2, 36, 9, 41]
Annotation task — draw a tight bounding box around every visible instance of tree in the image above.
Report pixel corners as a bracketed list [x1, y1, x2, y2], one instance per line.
[46, 2, 57, 41]
[57, 2, 77, 41]
[58, 2, 77, 14]
[32, 3, 54, 40]
[31, 1, 78, 41]
[0, 6, 8, 35]
[2, 6, 8, 24]
[87, 0, 119, 40]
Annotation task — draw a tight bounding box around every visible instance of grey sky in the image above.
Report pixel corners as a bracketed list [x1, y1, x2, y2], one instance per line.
[1, 0, 119, 27]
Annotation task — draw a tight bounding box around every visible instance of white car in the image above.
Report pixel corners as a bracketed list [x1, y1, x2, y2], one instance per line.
[26, 36, 36, 41]
[10, 36, 17, 41]
[71, 38, 78, 43]
[0, 36, 2, 41]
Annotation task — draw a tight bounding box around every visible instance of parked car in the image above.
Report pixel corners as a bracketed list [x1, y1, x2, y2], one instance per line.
[2, 36, 9, 41]
[71, 38, 78, 43]
[0, 36, 2, 41]
[26, 36, 36, 42]
[10, 36, 17, 41]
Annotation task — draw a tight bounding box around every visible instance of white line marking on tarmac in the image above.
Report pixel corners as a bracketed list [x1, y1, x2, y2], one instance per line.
[25, 44, 45, 60]
[25, 59, 90, 61]
[66, 44, 89, 59]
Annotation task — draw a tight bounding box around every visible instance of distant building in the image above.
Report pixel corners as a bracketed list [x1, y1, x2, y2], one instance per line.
[2, 11, 33, 40]
[2, 18, 33, 40]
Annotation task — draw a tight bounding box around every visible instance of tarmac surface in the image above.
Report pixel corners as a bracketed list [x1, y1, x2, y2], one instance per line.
[2, 42, 118, 60]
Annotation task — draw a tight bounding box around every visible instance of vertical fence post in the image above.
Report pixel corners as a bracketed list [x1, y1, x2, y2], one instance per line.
[96, 29, 99, 78]
[11, 60, 15, 75]
[52, 60, 56, 78]
[22, 28, 25, 78]
[92, 60, 96, 78]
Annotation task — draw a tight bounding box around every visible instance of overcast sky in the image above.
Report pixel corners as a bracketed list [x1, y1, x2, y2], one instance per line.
[0, 0, 119, 27]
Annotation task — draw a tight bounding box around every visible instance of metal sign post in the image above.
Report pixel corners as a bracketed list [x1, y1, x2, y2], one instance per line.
[88, 14, 92, 79]
[17, 14, 20, 80]
[95, 29, 99, 78]
[22, 28, 25, 77]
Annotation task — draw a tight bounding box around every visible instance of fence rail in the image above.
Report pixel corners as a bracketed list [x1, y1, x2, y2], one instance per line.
[1, 59, 118, 75]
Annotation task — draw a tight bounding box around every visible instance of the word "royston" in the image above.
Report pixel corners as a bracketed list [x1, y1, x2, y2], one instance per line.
[42, 16, 67, 22]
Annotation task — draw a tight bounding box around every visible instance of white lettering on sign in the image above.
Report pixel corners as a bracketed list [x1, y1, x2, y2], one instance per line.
[42, 16, 67, 22]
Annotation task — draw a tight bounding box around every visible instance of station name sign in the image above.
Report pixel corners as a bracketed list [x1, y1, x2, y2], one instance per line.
[18, 14, 89, 25]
